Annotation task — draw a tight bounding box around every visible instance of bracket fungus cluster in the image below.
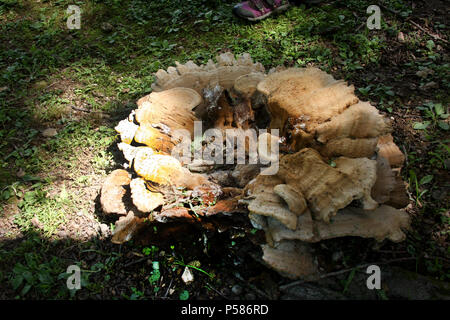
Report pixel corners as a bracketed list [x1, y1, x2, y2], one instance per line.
[101, 52, 410, 280]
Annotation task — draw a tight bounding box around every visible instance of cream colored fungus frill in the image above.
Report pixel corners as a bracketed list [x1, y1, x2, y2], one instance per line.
[101, 52, 410, 279]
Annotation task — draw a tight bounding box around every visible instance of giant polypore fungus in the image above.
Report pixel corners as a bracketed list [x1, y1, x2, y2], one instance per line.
[101, 53, 410, 280]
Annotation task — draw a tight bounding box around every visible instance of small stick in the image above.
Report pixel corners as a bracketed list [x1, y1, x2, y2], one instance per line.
[71, 105, 92, 113]
[206, 282, 230, 300]
[408, 20, 449, 44]
[123, 256, 150, 268]
[163, 278, 174, 298]
[378, 2, 449, 44]
[233, 273, 271, 299]
[402, 145, 409, 167]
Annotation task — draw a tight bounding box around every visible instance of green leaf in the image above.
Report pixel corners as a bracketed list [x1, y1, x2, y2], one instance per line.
[13, 263, 27, 274]
[343, 268, 356, 294]
[418, 189, 428, 198]
[22, 175, 42, 182]
[2, 189, 10, 200]
[434, 103, 444, 116]
[185, 265, 214, 279]
[22, 271, 33, 283]
[358, 87, 370, 95]
[57, 272, 69, 280]
[438, 121, 449, 130]
[441, 143, 450, 153]
[148, 262, 161, 285]
[11, 276, 23, 290]
[129, 293, 139, 300]
[38, 271, 53, 284]
[413, 121, 430, 130]
[24, 253, 37, 268]
[148, 270, 160, 285]
[21, 284, 32, 296]
[179, 290, 189, 300]
[426, 40, 435, 50]
[30, 21, 42, 30]
[378, 289, 389, 300]
[420, 175, 433, 185]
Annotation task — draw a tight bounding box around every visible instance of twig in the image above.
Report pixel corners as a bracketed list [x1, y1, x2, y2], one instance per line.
[71, 105, 92, 113]
[163, 278, 174, 298]
[355, 22, 366, 32]
[44, 82, 58, 91]
[279, 257, 416, 291]
[60, 243, 81, 254]
[402, 145, 409, 167]
[123, 256, 150, 268]
[378, 2, 449, 44]
[232, 273, 271, 299]
[377, 2, 401, 15]
[408, 20, 449, 44]
[206, 282, 230, 300]
[320, 0, 340, 7]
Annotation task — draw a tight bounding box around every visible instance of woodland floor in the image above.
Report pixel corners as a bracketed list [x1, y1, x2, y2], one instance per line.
[0, 0, 448, 300]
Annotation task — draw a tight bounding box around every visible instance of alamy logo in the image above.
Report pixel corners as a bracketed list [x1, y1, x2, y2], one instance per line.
[366, 265, 381, 290]
[171, 121, 280, 175]
[67, 5, 81, 30]
[66, 265, 81, 290]
[367, 5, 381, 30]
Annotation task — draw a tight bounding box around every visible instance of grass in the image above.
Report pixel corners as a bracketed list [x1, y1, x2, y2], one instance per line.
[0, 0, 449, 299]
